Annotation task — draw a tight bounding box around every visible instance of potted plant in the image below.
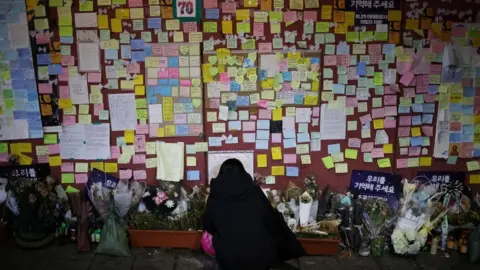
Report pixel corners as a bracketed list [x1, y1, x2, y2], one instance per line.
[127, 185, 207, 249]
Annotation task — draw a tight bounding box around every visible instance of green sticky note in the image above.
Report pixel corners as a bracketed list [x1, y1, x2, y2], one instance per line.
[44, 134, 58, 144]
[3, 89, 13, 99]
[65, 185, 80, 193]
[61, 173, 75, 184]
[447, 156, 458, 165]
[375, 31, 388, 41]
[345, 149, 358, 160]
[322, 156, 335, 169]
[0, 143, 8, 153]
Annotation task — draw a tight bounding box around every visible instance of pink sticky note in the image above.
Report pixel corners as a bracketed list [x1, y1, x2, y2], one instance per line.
[36, 33, 50, 44]
[133, 154, 146, 164]
[204, 0, 218, 8]
[452, 25, 467, 37]
[59, 85, 70, 98]
[0, 153, 9, 162]
[257, 100, 268, 108]
[48, 144, 61, 155]
[421, 126, 434, 136]
[127, 62, 140, 73]
[37, 155, 49, 163]
[272, 133, 282, 143]
[430, 64, 442, 75]
[133, 170, 147, 180]
[258, 109, 272, 119]
[449, 122, 462, 131]
[167, 68, 179, 78]
[189, 124, 203, 135]
[88, 73, 102, 83]
[61, 162, 74, 172]
[396, 159, 408, 169]
[337, 55, 350, 67]
[180, 79, 192, 86]
[38, 83, 52, 94]
[361, 142, 374, 152]
[136, 124, 149, 134]
[242, 121, 256, 132]
[303, 10, 317, 21]
[209, 99, 220, 109]
[383, 95, 397, 106]
[151, 44, 163, 56]
[384, 106, 397, 116]
[384, 118, 396, 128]
[75, 173, 88, 184]
[58, 68, 68, 81]
[424, 94, 436, 103]
[174, 113, 187, 124]
[399, 116, 412, 126]
[278, 59, 288, 72]
[258, 43, 272, 53]
[409, 147, 421, 156]
[120, 169, 133, 179]
[460, 143, 474, 158]
[158, 68, 169, 78]
[368, 44, 382, 55]
[111, 146, 121, 159]
[284, 154, 297, 164]
[359, 114, 372, 124]
[431, 40, 444, 53]
[348, 138, 361, 148]
[283, 11, 297, 22]
[371, 148, 385, 158]
[147, 79, 157, 86]
[164, 45, 179, 56]
[61, 55, 75, 66]
[403, 88, 415, 98]
[398, 127, 410, 137]
[312, 107, 320, 117]
[183, 22, 198, 32]
[158, 57, 168, 67]
[400, 71, 414, 86]
[221, 2, 236, 13]
[93, 104, 104, 116]
[416, 75, 429, 93]
[63, 116, 76, 126]
[324, 55, 337, 66]
[346, 97, 358, 107]
[370, 55, 382, 65]
[134, 135, 146, 152]
[128, 0, 143, 7]
[371, 108, 385, 119]
[219, 73, 229, 83]
[253, 23, 264, 37]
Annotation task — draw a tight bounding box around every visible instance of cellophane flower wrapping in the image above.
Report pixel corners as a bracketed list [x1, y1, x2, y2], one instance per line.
[299, 192, 313, 227]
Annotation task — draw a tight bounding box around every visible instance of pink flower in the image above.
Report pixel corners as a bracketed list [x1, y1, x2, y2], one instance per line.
[154, 192, 168, 205]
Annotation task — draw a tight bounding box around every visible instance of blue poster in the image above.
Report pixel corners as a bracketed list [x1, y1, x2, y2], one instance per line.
[415, 171, 465, 191]
[349, 170, 401, 208]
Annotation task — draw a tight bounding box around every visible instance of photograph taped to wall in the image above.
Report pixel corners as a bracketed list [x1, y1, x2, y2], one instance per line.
[146, 43, 203, 137]
[77, 42, 101, 72]
[207, 151, 254, 182]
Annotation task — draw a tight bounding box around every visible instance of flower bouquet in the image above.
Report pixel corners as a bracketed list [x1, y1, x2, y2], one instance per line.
[362, 198, 395, 256]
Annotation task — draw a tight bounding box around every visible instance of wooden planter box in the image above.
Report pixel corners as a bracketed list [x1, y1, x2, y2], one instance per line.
[128, 229, 202, 249]
[298, 237, 340, 256]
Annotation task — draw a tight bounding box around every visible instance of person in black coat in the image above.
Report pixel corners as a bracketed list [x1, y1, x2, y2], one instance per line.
[202, 158, 306, 270]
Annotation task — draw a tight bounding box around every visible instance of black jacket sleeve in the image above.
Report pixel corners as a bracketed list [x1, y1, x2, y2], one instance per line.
[202, 195, 215, 234]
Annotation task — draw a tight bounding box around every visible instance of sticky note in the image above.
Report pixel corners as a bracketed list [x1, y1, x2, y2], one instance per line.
[470, 175, 480, 184]
[91, 162, 104, 171]
[383, 144, 393, 154]
[271, 166, 285, 176]
[411, 127, 421, 137]
[186, 156, 197, 166]
[377, 158, 391, 168]
[105, 162, 118, 173]
[272, 108, 282, 121]
[44, 134, 58, 144]
[345, 149, 358, 159]
[257, 154, 267, 168]
[61, 173, 75, 184]
[124, 130, 134, 143]
[467, 161, 480, 171]
[271, 147, 282, 160]
[322, 156, 334, 169]
[419, 157, 432, 167]
[48, 156, 62, 167]
[286, 166, 299, 177]
[335, 163, 348, 173]
[75, 163, 89, 172]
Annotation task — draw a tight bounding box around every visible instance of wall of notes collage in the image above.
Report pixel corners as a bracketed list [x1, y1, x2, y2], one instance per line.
[1, 0, 480, 190]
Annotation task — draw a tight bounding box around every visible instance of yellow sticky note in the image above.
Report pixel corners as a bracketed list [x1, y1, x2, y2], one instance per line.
[79, 104, 90, 114]
[58, 98, 73, 109]
[467, 161, 480, 171]
[49, 156, 62, 167]
[301, 155, 311, 164]
[124, 130, 134, 143]
[345, 149, 358, 159]
[388, 10, 402, 21]
[135, 85, 145, 96]
[272, 108, 282, 121]
[419, 157, 432, 167]
[321, 5, 332, 20]
[91, 162, 104, 171]
[222, 20, 233, 34]
[111, 19, 122, 33]
[78, 114, 92, 124]
[271, 166, 285, 176]
[322, 156, 334, 169]
[19, 154, 33, 165]
[377, 158, 391, 168]
[257, 154, 267, 168]
[373, 119, 384, 129]
[236, 9, 250, 21]
[104, 162, 118, 173]
[469, 174, 480, 184]
[98, 15, 109, 29]
[157, 127, 165, 137]
[115, 8, 130, 19]
[271, 147, 282, 160]
[186, 156, 197, 166]
[406, 19, 419, 30]
[383, 144, 393, 154]
[411, 127, 421, 137]
[130, 7, 144, 19]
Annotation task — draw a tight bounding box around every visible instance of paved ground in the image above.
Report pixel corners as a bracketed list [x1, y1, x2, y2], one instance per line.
[0, 241, 479, 270]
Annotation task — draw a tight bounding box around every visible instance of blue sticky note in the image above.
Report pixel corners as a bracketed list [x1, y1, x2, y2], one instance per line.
[282, 72, 292, 81]
[175, 125, 189, 136]
[257, 120, 270, 130]
[205, 8, 220, 19]
[26, 101, 39, 111]
[187, 170, 200, 181]
[332, 84, 346, 94]
[36, 54, 50, 65]
[60, 36, 74, 44]
[228, 121, 241, 131]
[132, 51, 145, 62]
[208, 137, 222, 147]
[19, 59, 33, 69]
[449, 133, 461, 142]
[410, 137, 423, 147]
[382, 44, 395, 54]
[147, 86, 155, 96]
[356, 62, 366, 76]
[147, 96, 158, 104]
[423, 104, 435, 113]
[283, 138, 296, 149]
[328, 144, 341, 154]
[12, 80, 26, 89]
[121, 46, 131, 59]
[293, 94, 303, 104]
[464, 87, 475, 97]
[147, 18, 162, 29]
[144, 44, 152, 56]
[17, 48, 31, 59]
[256, 130, 270, 140]
[310, 58, 320, 64]
[168, 57, 179, 67]
[462, 125, 474, 142]
[449, 103, 462, 112]
[412, 115, 422, 126]
[168, 79, 179, 86]
[255, 140, 269, 149]
[180, 98, 192, 103]
[243, 58, 254, 68]
[286, 167, 299, 177]
[422, 114, 433, 124]
[105, 49, 119, 60]
[283, 129, 295, 139]
[230, 81, 241, 91]
[411, 104, 423, 113]
[463, 105, 474, 115]
[130, 39, 144, 50]
[236, 96, 249, 106]
[473, 149, 480, 157]
[297, 133, 310, 143]
[158, 79, 169, 85]
[337, 43, 349, 55]
[183, 103, 193, 113]
[259, 70, 267, 81]
[428, 85, 439, 94]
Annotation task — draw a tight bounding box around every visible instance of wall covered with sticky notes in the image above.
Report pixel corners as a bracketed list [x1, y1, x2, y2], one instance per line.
[1, 0, 480, 193]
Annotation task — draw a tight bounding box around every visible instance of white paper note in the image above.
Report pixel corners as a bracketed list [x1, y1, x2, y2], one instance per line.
[320, 104, 346, 140]
[156, 142, 185, 182]
[59, 124, 110, 160]
[69, 75, 89, 104]
[148, 104, 163, 124]
[108, 93, 137, 131]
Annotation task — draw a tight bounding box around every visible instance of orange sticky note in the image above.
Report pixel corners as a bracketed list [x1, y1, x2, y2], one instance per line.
[333, 10, 345, 23]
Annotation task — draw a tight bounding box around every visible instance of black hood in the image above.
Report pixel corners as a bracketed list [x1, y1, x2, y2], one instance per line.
[209, 172, 256, 201]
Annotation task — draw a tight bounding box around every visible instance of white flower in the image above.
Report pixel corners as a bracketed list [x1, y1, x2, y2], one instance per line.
[405, 229, 417, 242]
[165, 200, 175, 208]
